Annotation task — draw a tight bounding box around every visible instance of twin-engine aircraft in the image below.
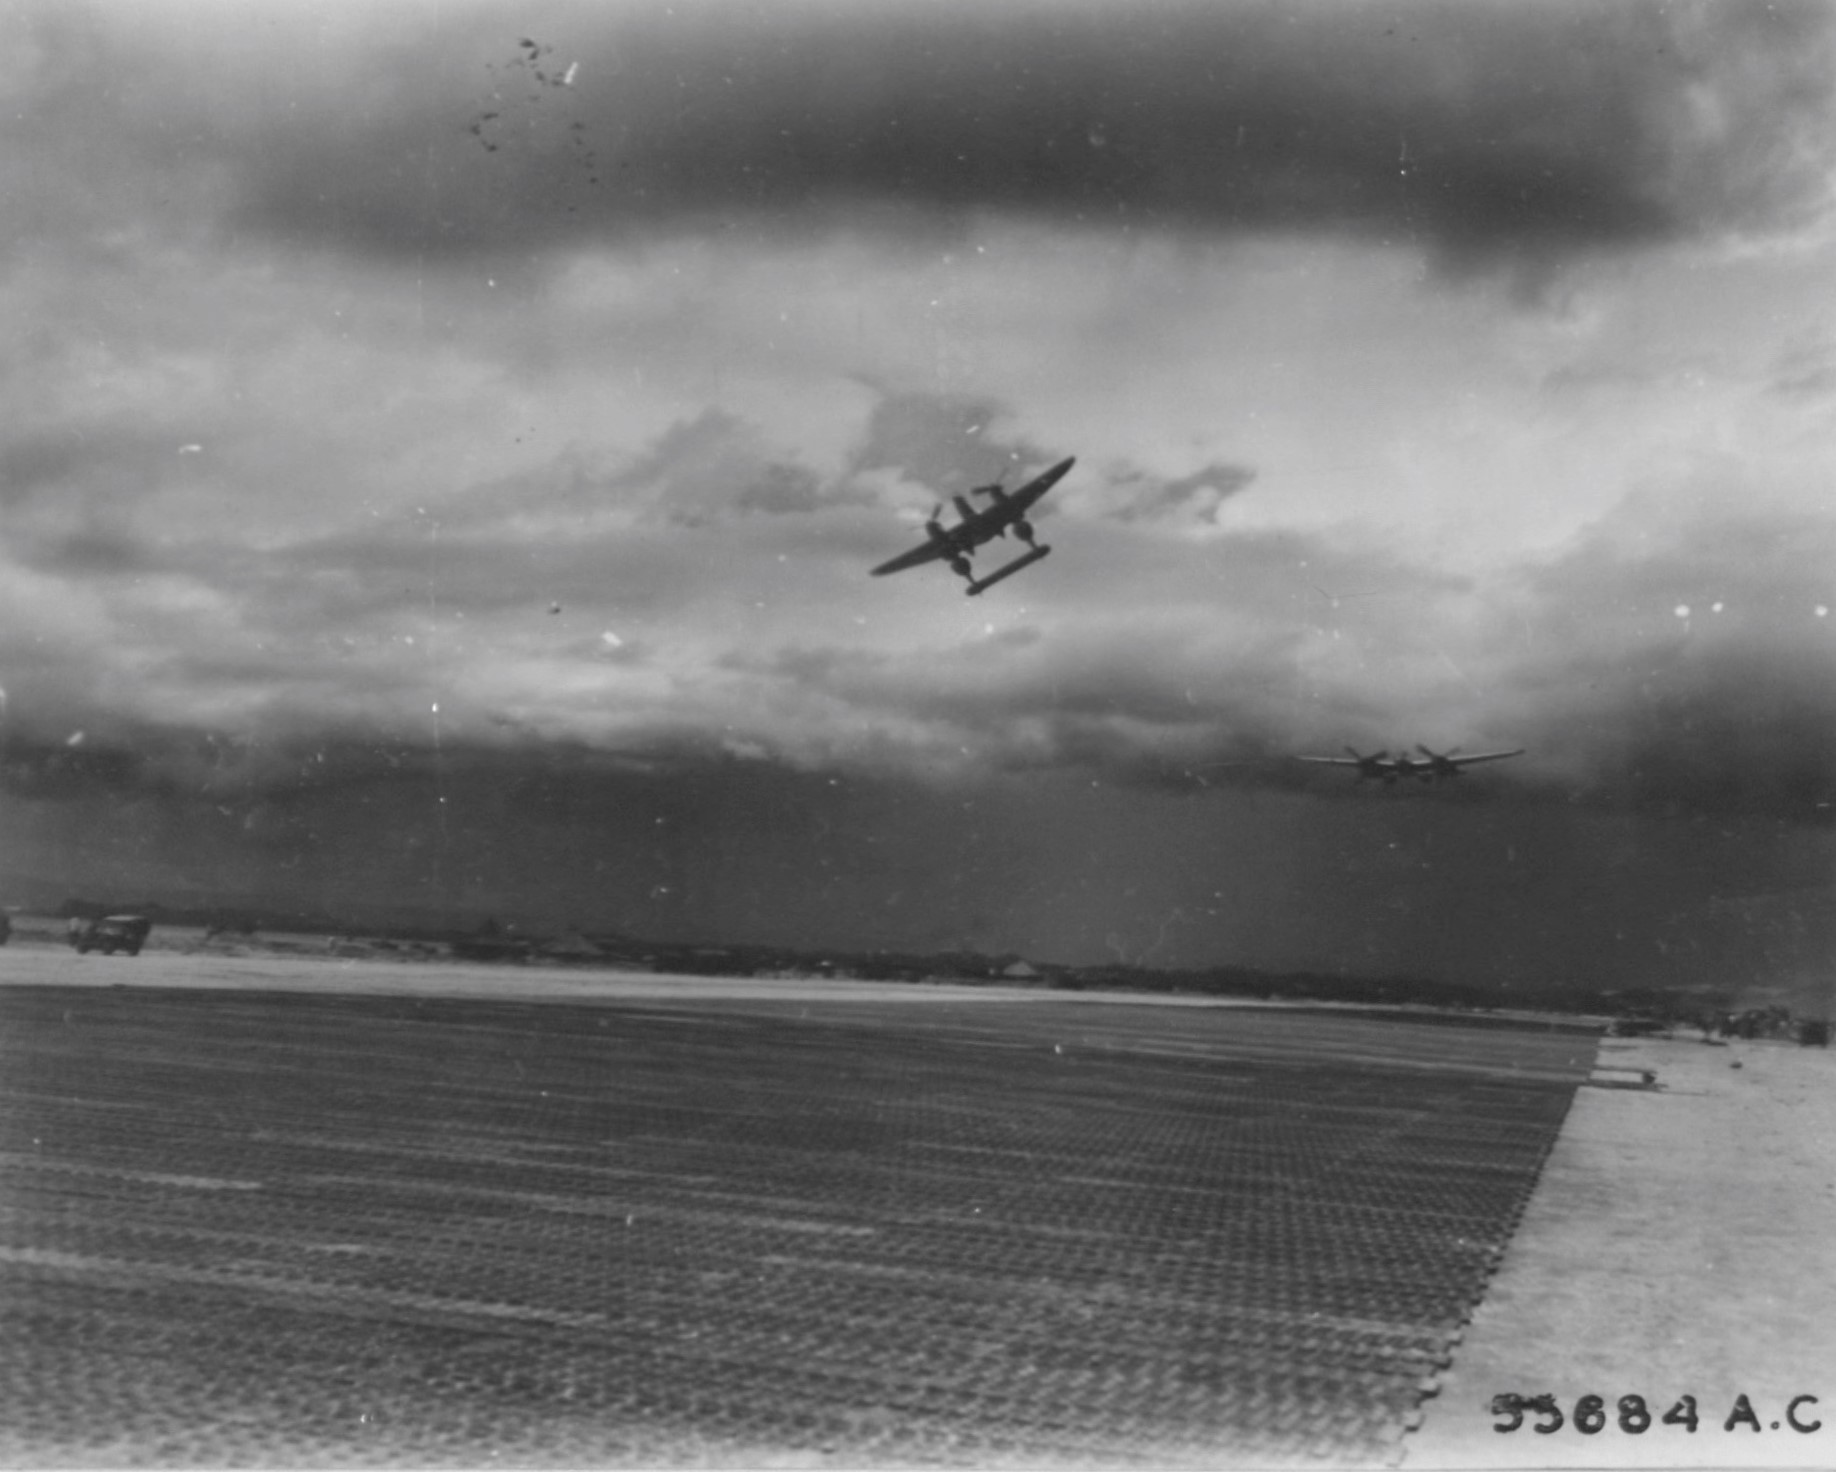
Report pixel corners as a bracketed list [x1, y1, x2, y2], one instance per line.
[1297, 745, 1525, 783]
[871, 456, 1076, 596]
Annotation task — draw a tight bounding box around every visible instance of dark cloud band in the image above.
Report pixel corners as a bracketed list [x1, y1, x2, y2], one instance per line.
[207, 0, 1835, 272]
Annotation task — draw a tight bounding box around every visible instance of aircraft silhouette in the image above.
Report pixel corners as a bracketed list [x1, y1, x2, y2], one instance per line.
[1297, 744, 1524, 783]
[871, 457, 1075, 595]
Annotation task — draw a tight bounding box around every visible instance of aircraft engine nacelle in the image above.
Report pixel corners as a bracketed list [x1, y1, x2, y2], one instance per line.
[1012, 518, 1037, 545]
[950, 556, 973, 578]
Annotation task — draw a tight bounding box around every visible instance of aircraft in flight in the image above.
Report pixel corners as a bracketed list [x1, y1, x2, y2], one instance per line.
[871, 456, 1076, 595]
[1296, 745, 1525, 783]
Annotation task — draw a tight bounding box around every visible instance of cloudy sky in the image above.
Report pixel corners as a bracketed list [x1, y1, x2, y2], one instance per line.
[3, 0, 1833, 997]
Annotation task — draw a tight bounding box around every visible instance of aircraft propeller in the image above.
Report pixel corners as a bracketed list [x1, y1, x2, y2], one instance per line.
[1417, 744, 1463, 777]
[1344, 746, 1392, 780]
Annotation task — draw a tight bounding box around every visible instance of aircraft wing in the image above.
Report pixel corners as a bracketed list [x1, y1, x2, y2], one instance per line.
[871, 539, 952, 576]
[872, 454, 1073, 582]
[1008, 456, 1077, 511]
[1293, 756, 1367, 767]
[1442, 748, 1524, 769]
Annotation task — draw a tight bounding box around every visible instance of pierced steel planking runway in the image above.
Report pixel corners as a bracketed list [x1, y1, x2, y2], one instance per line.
[0, 976, 1597, 1467]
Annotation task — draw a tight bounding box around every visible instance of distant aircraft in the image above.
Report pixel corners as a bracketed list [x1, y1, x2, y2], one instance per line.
[871, 456, 1075, 595]
[1296, 745, 1524, 783]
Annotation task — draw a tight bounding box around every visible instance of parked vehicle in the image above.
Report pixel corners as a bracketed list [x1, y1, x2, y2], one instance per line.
[68, 915, 152, 956]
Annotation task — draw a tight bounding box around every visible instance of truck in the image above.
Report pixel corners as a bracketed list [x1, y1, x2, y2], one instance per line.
[68, 914, 152, 956]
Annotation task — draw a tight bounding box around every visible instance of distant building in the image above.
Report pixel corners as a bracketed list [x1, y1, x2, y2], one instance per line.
[539, 931, 602, 962]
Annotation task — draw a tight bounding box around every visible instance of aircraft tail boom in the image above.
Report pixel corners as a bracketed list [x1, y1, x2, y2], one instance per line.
[966, 545, 1051, 596]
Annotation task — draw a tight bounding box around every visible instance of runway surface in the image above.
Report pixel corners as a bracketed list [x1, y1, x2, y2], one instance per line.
[0, 951, 1598, 1467]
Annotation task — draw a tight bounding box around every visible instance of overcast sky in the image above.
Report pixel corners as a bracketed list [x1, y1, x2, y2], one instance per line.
[3, 0, 1833, 997]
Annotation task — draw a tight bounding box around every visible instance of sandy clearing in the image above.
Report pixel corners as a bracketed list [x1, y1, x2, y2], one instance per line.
[1404, 1033, 1836, 1470]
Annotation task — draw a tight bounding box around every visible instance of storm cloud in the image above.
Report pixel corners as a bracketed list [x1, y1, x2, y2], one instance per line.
[9, 453, 1830, 827]
[4, 0, 1832, 990]
[1487, 493, 1836, 824]
[48, 0, 1822, 279]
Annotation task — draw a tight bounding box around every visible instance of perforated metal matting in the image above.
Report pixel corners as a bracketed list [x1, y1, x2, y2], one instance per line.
[0, 986, 1596, 1466]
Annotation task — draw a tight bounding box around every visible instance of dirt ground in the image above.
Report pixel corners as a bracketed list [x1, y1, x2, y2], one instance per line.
[1404, 1031, 1836, 1470]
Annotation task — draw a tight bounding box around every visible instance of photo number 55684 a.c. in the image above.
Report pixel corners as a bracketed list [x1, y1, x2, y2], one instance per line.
[1490, 1393, 1822, 1436]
